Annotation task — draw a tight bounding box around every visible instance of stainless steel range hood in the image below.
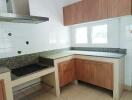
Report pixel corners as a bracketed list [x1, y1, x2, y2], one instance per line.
[0, 0, 49, 24]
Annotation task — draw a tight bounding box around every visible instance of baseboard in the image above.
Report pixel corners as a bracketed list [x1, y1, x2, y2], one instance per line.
[124, 85, 132, 91]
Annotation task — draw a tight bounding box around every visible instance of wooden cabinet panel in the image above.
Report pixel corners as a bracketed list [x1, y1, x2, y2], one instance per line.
[72, 2, 83, 24]
[84, 61, 95, 84]
[108, 0, 131, 18]
[63, 4, 74, 25]
[63, 0, 132, 26]
[75, 59, 113, 90]
[75, 59, 87, 81]
[0, 80, 5, 100]
[94, 62, 106, 88]
[63, 1, 83, 25]
[83, 0, 107, 22]
[94, 62, 113, 90]
[58, 59, 75, 87]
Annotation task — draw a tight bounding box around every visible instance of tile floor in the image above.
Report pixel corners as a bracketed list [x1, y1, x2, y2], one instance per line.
[13, 82, 132, 100]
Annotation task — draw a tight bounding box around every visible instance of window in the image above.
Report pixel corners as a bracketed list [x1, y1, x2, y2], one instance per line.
[75, 27, 88, 44]
[91, 24, 108, 44]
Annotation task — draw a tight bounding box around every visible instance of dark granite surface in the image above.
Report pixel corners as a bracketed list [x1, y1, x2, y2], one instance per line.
[0, 47, 126, 70]
[0, 48, 69, 70]
[40, 50, 125, 60]
[0, 53, 39, 70]
[71, 47, 127, 54]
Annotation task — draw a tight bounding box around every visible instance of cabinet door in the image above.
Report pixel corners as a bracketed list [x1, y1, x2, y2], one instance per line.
[63, 1, 83, 25]
[94, 61, 113, 90]
[84, 60, 95, 84]
[63, 4, 74, 25]
[83, 0, 107, 22]
[108, 0, 131, 18]
[58, 59, 75, 87]
[75, 59, 113, 90]
[75, 59, 87, 81]
[0, 80, 5, 100]
[93, 62, 106, 88]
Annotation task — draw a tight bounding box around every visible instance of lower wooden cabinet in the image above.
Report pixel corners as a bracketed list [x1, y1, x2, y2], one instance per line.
[58, 58, 113, 90]
[93, 61, 113, 90]
[58, 59, 75, 87]
[0, 80, 6, 100]
[75, 59, 113, 90]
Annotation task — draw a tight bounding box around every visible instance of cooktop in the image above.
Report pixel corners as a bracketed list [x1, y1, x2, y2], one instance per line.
[11, 63, 50, 77]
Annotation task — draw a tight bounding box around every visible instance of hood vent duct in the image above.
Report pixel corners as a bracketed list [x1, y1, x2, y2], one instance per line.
[0, 0, 49, 24]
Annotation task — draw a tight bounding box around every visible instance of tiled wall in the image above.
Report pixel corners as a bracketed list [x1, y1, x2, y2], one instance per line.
[120, 16, 132, 87]
[0, 0, 70, 59]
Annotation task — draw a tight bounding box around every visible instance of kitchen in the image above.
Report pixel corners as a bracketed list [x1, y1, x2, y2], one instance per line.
[0, 0, 132, 100]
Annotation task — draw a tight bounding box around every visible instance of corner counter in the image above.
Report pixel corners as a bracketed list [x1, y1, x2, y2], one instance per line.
[40, 50, 126, 100]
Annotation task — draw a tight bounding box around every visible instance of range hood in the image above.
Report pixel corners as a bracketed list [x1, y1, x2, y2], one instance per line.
[0, 0, 49, 24]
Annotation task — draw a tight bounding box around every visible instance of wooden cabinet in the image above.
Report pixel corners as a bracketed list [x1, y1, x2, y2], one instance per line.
[93, 61, 113, 90]
[63, 1, 83, 25]
[108, 0, 131, 18]
[75, 59, 113, 90]
[63, 0, 132, 26]
[75, 59, 86, 81]
[75, 59, 95, 84]
[0, 80, 5, 100]
[58, 59, 75, 87]
[83, 0, 107, 22]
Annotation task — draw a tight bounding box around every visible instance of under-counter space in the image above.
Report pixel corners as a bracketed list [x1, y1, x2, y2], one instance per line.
[40, 50, 125, 59]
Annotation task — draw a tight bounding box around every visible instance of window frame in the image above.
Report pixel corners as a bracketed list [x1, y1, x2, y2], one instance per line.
[89, 21, 109, 47]
[71, 20, 109, 47]
[91, 24, 108, 44]
[71, 24, 89, 47]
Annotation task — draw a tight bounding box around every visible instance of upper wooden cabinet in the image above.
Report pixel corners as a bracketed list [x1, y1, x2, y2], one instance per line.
[63, 1, 83, 25]
[0, 80, 5, 100]
[83, 0, 108, 22]
[108, 0, 131, 18]
[63, 0, 132, 26]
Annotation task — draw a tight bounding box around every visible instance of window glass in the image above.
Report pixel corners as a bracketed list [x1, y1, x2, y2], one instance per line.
[91, 24, 108, 44]
[75, 27, 88, 44]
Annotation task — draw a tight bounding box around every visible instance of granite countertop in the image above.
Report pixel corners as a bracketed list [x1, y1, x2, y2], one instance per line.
[40, 50, 125, 59]
[0, 67, 10, 74]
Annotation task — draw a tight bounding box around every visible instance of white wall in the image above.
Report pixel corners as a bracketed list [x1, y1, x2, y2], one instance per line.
[70, 16, 132, 87]
[0, 0, 70, 58]
[120, 16, 132, 87]
[0, 0, 7, 12]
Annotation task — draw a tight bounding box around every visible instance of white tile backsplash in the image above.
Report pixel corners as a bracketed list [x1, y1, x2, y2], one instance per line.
[0, 0, 7, 12]
[0, 38, 5, 48]
[0, 0, 70, 59]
